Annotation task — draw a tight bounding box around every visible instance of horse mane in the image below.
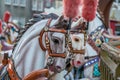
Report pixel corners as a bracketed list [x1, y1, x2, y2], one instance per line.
[12, 13, 59, 52]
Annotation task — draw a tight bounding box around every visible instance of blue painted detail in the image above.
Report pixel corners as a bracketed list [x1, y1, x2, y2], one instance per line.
[93, 63, 101, 77]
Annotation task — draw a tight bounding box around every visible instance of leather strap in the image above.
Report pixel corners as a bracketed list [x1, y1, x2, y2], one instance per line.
[7, 59, 20, 80]
[68, 41, 85, 54]
[23, 69, 49, 80]
[68, 30, 87, 54]
[2, 53, 8, 65]
[45, 32, 66, 58]
[39, 29, 46, 51]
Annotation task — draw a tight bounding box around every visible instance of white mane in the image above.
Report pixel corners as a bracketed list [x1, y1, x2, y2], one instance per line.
[12, 19, 56, 78]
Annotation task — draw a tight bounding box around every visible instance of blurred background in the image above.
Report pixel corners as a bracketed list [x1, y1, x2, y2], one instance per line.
[0, 0, 63, 28]
[0, 0, 120, 35]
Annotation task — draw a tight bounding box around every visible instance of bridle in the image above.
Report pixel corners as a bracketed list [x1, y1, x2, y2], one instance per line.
[39, 19, 67, 58]
[39, 19, 88, 58]
[67, 30, 87, 55]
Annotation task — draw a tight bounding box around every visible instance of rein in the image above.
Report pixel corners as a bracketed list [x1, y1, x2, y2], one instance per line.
[0, 53, 21, 80]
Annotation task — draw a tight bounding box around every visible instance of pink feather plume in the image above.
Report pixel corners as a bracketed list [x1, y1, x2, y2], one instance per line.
[63, 0, 81, 19]
[81, 0, 99, 21]
[3, 11, 11, 23]
[0, 20, 2, 34]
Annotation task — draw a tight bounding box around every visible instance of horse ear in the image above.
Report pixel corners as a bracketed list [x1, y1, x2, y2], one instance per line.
[71, 18, 85, 30]
[54, 15, 67, 28]
[57, 15, 64, 22]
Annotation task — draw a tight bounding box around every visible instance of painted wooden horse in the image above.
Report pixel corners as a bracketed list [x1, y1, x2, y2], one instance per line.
[0, 16, 70, 80]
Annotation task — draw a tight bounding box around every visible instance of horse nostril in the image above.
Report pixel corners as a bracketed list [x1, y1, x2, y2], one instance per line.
[77, 61, 81, 65]
[56, 66, 61, 71]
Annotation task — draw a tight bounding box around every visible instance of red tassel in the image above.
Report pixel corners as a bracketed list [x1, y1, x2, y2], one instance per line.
[3, 11, 11, 23]
[0, 20, 2, 34]
[63, 0, 81, 19]
[82, 0, 99, 21]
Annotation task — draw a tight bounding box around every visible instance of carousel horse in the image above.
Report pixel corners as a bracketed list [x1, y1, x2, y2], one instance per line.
[0, 15, 70, 80]
[0, 21, 19, 60]
[2, 21, 20, 44]
[65, 11, 120, 80]
[63, 18, 100, 80]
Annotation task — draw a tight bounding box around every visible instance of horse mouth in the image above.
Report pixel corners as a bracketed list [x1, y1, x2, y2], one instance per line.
[71, 60, 84, 68]
[49, 66, 55, 72]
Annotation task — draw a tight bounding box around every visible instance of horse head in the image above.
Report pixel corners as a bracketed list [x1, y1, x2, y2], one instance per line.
[2, 22, 19, 44]
[68, 18, 87, 68]
[43, 16, 69, 73]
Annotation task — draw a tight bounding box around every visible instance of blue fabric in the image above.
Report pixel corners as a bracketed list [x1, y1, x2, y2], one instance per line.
[11, 27, 16, 32]
[93, 63, 101, 77]
[105, 38, 109, 43]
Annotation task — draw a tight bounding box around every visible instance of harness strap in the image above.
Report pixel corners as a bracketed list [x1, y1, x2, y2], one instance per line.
[2, 53, 8, 65]
[23, 69, 49, 80]
[7, 59, 20, 80]
[39, 29, 46, 51]
[87, 36, 100, 54]
[84, 56, 99, 68]
[39, 19, 52, 51]
[1, 53, 21, 80]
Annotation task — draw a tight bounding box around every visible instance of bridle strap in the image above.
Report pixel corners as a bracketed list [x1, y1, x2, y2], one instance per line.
[7, 59, 20, 80]
[1, 53, 21, 80]
[84, 56, 99, 68]
[39, 19, 52, 51]
[39, 29, 46, 51]
[87, 36, 100, 54]
[23, 69, 49, 80]
[45, 31, 66, 58]
[68, 30, 87, 54]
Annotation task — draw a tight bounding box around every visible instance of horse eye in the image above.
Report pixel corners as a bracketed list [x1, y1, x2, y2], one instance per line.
[52, 38, 59, 44]
[74, 38, 80, 42]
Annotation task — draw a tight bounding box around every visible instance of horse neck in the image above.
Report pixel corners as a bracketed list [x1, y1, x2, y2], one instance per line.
[87, 16, 103, 34]
[85, 42, 98, 57]
[12, 20, 51, 78]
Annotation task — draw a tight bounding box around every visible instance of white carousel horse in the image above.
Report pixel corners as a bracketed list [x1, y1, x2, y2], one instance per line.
[2, 22, 19, 44]
[63, 18, 100, 80]
[10, 16, 68, 79]
[66, 11, 120, 80]
[0, 21, 19, 61]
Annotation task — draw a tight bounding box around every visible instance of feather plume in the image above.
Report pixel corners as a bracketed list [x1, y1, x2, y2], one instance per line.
[0, 20, 2, 34]
[81, 0, 99, 21]
[3, 11, 11, 23]
[63, 0, 81, 19]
